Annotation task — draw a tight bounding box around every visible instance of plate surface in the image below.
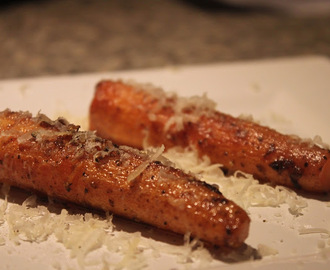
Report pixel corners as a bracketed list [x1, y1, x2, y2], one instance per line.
[0, 56, 329, 269]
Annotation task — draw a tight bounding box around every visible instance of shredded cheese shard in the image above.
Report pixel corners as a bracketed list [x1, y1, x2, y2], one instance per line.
[127, 145, 165, 182]
[298, 227, 330, 237]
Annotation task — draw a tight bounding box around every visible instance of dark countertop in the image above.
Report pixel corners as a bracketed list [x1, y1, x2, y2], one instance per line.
[1, 0, 330, 79]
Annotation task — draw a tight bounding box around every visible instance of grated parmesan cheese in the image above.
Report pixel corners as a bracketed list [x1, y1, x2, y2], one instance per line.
[0, 184, 216, 269]
[163, 146, 307, 214]
[0, 184, 9, 225]
[298, 227, 330, 237]
[127, 145, 165, 182]
[162, 92, 216, 132]
[257, 244, 279, 257]
[124, 80, 216, 133]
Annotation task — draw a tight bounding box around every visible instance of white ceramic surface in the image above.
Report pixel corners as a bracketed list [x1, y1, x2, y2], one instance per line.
[0, 55, 329, 269]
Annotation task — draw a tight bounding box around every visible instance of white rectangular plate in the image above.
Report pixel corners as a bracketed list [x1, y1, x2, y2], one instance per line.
[0, 55, 329, 269]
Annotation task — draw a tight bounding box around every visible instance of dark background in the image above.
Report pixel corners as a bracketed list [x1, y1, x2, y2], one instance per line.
[1, 0, 329, 79]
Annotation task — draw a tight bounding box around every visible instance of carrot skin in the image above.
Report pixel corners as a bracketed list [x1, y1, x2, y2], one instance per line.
[0, 109, 250, 248]
[89, 80, 330, 193]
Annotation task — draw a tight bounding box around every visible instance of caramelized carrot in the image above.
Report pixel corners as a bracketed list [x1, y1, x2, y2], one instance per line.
[0, 109, 250, 248]
[89, 80, 330, 193]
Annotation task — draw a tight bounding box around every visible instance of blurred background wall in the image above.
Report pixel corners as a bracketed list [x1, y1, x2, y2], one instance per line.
[1, 0, 329, 79]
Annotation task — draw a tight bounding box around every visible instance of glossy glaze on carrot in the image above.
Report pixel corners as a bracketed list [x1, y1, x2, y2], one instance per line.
[89, 80, 330, 193]
[0, 109, 250, 248]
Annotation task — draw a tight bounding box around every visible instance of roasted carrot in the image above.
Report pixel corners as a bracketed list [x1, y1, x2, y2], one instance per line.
[0, 109, 250, 248]
[89, 80, 330, 193]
